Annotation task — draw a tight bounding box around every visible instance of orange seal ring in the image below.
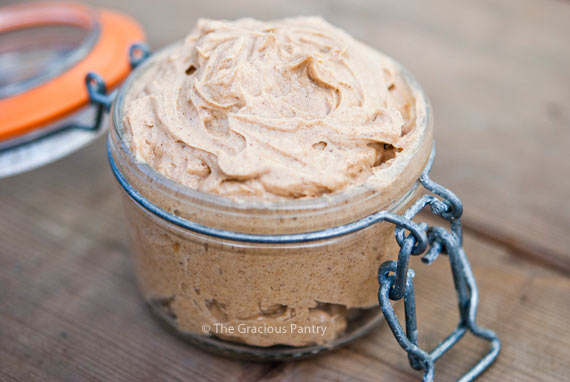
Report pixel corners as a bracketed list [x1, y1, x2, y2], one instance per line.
[0, 2, 145, 141]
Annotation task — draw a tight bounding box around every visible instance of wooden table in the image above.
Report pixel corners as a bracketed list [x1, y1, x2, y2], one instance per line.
[1, 0, 569, 380]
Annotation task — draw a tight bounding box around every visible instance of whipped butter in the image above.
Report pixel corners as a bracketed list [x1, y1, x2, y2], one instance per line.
[118, 17, 429, 348]
[123, 17, 416, 200]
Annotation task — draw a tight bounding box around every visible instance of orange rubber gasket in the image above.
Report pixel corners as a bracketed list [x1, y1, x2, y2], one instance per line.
[0, 3, 145, 141]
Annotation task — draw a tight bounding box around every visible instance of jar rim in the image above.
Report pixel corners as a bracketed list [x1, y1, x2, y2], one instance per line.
[110, 42, 432, 214]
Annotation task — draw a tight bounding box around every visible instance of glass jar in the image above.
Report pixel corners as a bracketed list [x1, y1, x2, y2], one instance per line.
[107, 46, 433, 360]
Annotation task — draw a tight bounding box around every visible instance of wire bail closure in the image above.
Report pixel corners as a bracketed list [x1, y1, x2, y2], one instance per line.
[378, 148, 500, 382]
[81, 42, 151, 132]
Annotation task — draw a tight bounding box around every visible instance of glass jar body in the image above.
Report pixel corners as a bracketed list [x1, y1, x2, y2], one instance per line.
[108, 43, 433, 358]
[119, 188, 421, 357]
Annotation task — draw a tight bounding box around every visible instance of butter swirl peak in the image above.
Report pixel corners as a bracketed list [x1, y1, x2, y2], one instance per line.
[124, 17, 416, 200]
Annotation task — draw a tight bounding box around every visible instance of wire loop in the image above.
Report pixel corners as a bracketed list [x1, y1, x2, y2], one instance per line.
[129, 42, 151, 69]
[377, 147, 500, 381]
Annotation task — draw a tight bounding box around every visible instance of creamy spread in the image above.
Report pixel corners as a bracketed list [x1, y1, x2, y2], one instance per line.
[123, 17, 416, 200]
[119, 17, 429, 348]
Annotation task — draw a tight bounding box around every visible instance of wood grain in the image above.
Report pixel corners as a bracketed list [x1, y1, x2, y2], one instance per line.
[1, 0, 569, 381]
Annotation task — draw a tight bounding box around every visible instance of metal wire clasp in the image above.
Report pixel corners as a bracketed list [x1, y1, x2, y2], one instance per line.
[80, 43, 151, 131]
[378, 148, 500, 381]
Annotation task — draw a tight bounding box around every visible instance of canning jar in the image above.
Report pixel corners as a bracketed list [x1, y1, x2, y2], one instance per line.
[107, 45, 433, 360]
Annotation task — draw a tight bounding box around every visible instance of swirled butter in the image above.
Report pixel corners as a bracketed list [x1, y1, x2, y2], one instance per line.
[119, 17, 430, 347]
[124, 17, 417, 200]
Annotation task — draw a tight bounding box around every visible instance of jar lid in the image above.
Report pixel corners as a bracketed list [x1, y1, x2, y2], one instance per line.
[0, 1, 145, 177]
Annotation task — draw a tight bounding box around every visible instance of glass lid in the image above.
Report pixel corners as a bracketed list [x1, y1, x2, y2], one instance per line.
[0, 1, 145, 178]
[0, 2, 99, 99]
